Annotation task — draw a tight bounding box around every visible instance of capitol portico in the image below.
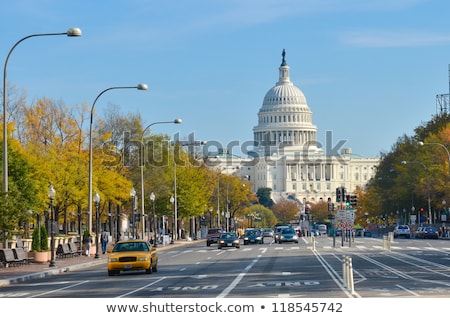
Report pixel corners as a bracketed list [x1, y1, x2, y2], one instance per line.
[212, 50, 379, 205]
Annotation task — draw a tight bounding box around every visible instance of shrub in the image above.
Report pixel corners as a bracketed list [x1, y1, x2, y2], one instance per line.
[32, 225, 49, 252]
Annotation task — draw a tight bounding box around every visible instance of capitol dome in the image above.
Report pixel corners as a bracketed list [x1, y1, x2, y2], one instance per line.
[253, 49, 319, 153]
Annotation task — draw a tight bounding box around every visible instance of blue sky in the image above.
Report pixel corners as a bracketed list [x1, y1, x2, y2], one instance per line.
[1, 0, 450, 158]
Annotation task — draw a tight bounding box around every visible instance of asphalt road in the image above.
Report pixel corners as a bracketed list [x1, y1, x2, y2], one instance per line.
[1, 235, 449, 298]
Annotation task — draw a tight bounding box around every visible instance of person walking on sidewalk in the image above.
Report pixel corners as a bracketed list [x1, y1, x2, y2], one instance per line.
[101, 231, 109, 254]
[83, 231, 92, 256]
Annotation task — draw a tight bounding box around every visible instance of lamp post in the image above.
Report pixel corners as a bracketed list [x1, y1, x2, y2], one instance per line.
[139, 119, 181, 240]
[94, 192, 101, 259]
[3, 28, 82, 194]
[150, 192, 156, 246]
[401, 160, 432, 224]
[88, 84, 148, 235]
[130, 187, 137, 238]
[418, 141, 450, 175]
[48, 184, 56, 267]
[170, 196, 175, 243]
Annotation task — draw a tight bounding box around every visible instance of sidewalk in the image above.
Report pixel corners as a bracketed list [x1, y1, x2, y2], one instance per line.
[0, 239, 200, 287]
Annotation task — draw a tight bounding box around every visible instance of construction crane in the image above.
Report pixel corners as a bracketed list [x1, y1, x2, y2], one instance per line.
[436, 64, 450, 115]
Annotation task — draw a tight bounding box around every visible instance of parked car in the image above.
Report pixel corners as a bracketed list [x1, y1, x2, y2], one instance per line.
[107, 239, 158, 276]
[415, 226, 439, 239]
[242, 228, 264, 245]
[394, 225, 411, 238]
[276, 227, 299, 243]
[206, 228, 223, 246]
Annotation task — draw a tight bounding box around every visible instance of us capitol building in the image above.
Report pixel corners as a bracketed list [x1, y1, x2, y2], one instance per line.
[208, 50, 379, 206]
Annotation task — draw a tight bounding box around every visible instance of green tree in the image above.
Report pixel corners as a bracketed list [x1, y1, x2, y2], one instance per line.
[256, 187, 273, 208]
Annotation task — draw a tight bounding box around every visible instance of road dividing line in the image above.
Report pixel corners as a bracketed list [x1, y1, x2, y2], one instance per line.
[117, 277, 166, 298]
[217, 255, 261, 298]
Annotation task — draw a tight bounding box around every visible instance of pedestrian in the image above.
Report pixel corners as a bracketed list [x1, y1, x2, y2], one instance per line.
[101, 231, 109, 254]
[84, 232, 92, 256]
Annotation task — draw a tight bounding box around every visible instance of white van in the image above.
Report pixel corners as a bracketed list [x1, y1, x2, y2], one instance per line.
[316, 224, 327, 236]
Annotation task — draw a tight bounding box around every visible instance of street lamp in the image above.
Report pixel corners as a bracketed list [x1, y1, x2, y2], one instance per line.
[94, 192, 101, 259]
[150, 192, 156, 246]
[401, 160, 432, 224]
[139, 119, 181, 240]
[3, 28, 82, 194]
[48, 184, 56, 267]
[170, 195, 175, 243]
[418, 141, 450, 175]
[87, 84, 148, 235]
[130, 187, 137, 238]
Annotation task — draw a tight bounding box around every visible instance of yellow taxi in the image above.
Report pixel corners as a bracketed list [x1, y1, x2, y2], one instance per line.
[107, 239, 158, 276]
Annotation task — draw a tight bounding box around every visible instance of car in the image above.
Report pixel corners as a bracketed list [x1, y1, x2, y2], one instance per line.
[107, 239, 158, 276]
[363, 230, 372, 237]
[393, 225, 411, 238]
[206, 228, 223, 246]
[261, 228, 274, 238]
[217, 232, 240, 249]
[310, 229, 320, 236]
[355, 228, 364, 236]
[276, 227, 299, 243]
[242, 228, 264, 245]
[274, 225, 291, 243]
[415, 226, 439, 239]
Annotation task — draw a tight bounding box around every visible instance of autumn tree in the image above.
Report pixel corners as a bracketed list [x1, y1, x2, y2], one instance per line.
[271, 198, 300, 225]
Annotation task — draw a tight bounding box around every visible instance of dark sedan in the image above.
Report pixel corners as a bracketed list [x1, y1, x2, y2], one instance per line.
[242, 229, 263, 245]
[217, 232, 240, 249]
[415, 226, 439, 239]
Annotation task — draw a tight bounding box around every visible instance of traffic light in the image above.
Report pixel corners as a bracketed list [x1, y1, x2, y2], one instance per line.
[350, 195, 357, 207]
[336, 187, 346, 202]
[345, 195, 351, 207]
[336, 188, 342, 202]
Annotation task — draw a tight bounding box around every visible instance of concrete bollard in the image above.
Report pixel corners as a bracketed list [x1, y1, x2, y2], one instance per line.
[342, 255, 354, 293]
[383, 235, 391, 251]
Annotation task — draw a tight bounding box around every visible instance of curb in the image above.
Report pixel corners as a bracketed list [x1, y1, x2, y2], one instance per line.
[0, 259, 105, 287]
[0, 239, 202, 287]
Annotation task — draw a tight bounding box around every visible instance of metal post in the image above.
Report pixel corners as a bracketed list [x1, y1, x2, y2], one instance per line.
[94, 192, 100, 259]
[48, 184, 56, 267]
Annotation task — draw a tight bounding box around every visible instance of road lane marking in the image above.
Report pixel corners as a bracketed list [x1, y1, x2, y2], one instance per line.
[396, 284, 420, 296]
[216, 255, 261, 298]
[30, 280, 90, 298]
[117, 277, 166, 298]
